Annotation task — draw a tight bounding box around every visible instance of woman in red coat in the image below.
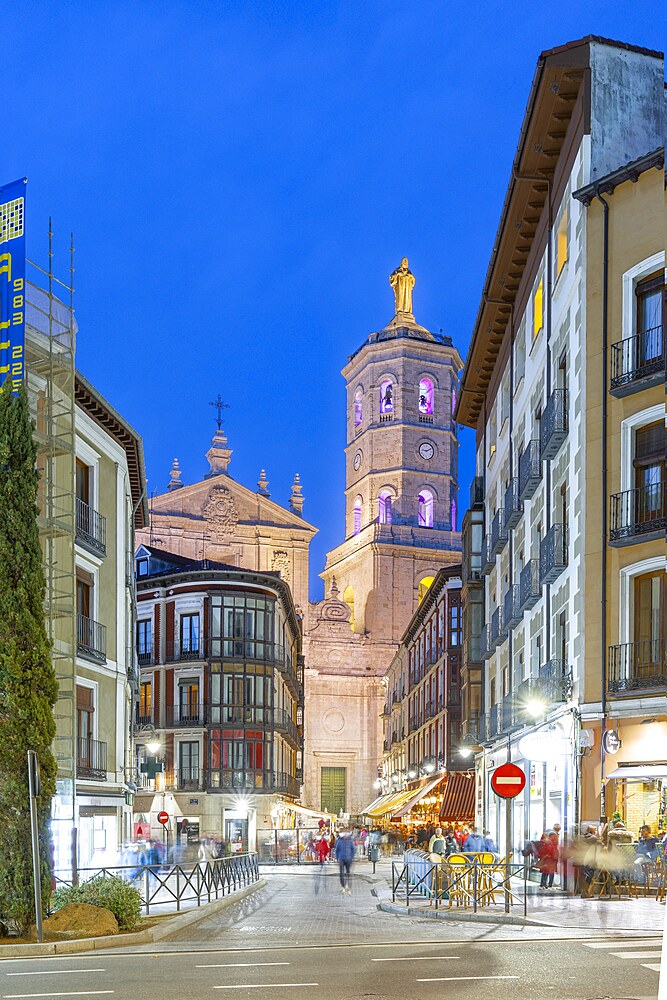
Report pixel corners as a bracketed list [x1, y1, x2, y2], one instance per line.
[538, 832, 559, 889]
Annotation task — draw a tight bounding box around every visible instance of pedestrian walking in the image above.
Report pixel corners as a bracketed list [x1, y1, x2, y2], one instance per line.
[428, 826, 447, 857]
[538, 832, 559, 888]
[334, 829, 355, 894]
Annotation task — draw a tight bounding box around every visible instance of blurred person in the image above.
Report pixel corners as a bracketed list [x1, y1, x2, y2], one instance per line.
[428, 826, 447, 856]
[538, 832, 559, 889]
[463, 827, 485, 852]
[315, 834, 330, 865]
[607, 818, 634, 849]
[444, 829, 458, 856]
[482, 829, 497, 853]
[637, 824, 659, 861]
[335, 829, 355, 894]
[580, 825, 603, 897]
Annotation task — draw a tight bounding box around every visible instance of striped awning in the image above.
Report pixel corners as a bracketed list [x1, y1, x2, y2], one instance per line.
[364, 786, 416, 819]
[439, 772, 475, 823]
[390, 774, 445, 819]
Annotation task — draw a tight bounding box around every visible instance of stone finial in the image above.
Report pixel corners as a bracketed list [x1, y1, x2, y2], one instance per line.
[289, 472, 304, 516]
[257, 469, 270, 497]
[205, 428, 233, 478]
[167, 457, 183, 491]
[329, 576, 339, 598]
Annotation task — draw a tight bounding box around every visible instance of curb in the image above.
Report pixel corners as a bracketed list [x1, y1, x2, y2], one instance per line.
[377, 900, 540, 926]
[0, 879, 266, 958]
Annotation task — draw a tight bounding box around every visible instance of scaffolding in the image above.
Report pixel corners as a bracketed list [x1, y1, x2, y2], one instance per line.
[24, 226, 77, 876]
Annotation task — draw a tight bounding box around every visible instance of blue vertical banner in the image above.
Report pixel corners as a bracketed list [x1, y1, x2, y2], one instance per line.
[0, 177, 27, 393]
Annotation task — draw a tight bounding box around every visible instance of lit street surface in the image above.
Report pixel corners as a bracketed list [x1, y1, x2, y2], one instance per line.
[2, 871, 663, 1000]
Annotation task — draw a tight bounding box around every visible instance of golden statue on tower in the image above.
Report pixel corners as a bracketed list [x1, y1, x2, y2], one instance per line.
[389, 257, 415, 316]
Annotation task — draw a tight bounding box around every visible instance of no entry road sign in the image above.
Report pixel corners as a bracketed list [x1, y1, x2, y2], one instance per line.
[490, 762, 526, 799]
[157, 810, 169, 825]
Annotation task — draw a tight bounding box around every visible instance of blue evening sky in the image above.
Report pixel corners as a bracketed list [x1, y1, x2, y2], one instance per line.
[3, 2, 659, 600]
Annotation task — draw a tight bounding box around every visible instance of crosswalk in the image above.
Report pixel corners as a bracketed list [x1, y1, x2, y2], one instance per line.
[583, 936, 663, 974]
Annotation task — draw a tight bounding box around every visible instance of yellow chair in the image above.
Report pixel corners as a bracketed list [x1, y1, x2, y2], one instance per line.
[445, 854, 473, 908]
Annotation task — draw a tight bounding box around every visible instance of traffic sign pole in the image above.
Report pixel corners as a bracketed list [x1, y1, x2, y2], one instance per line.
[490, 762, 526, 915]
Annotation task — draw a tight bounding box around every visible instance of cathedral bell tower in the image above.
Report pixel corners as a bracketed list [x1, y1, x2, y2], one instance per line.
[322, 258, 462, 643]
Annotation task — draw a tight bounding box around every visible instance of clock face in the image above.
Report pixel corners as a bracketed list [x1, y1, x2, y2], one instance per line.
[353, 452, 362, 471]
[419, 442, 435, 461]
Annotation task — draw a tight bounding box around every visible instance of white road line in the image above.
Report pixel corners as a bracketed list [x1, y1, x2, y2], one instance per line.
[4, 993, 114, 999]
[641, 964, 661, 972]
[584, 939, 662, 949]
[213, 986, 318, 991]
[371, 957, 460, 962]
[417, 975, 520, 983]
[6, 973, 106, 979]
[609, 951, 663, 959]
[196, 964, 290, 969]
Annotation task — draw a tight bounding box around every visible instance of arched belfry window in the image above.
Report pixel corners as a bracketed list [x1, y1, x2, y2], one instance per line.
[354, 387, 363, 427]
[418, 489, 434, 528]
[451, 498, 457, 531]
[418, 378, 434, 415]
[353, 496, 362, 535]
[379, 379, 393, 414]
[378, 489, 393, 525]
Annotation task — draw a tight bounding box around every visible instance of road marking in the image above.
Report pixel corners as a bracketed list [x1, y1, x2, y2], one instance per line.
[4, 993, 114, 999]
[6, 973, 106, 979]
[609, 951, 662, 959]
[197, 964, 290, 969]
[213, 986, 318, 991]
[641, 964, 661, 973]
[371, 957, 460, 962]
[417, 976, 520, 983]
[584, 939, 662, 949]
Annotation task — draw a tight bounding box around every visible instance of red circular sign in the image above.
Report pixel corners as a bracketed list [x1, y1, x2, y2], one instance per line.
[157, 810, 169, 825]
[490, 763, 526, 799]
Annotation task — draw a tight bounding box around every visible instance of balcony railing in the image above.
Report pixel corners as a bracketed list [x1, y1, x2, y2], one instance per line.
[135, 706, 153, 726]
[490, 508, 508, 556]
[77, 613, 107, 663]
[504, 478, 522, 530]
[165, 768, 204, 791]
[76, 498, 107, 556]
[165, 639, 204, 662]
[487, 705, 499, 739]
[500, 694, 517, 733]
[608, 639, 666, 694]
[424, 700, 437, 721]
[490, 606, 505, 648]
[205, 770, 300, 798]
[539, 523, 567, 585]
[538, 659, 572, 702]
[610, 326, 665, 397]
[503, 585, 521, 631]
[274, 708, 301, 746]
[519, 559, 541, 612]
[137, 643, 155, 666]
[481, 624, 493, 661]
[481, 534, 494, 576]
[470, 476, 484, 507]
[77, 737, 107, 781]
[165, 704, 206, 727]
[540, 389, 568, 461]
[609, 482, 666, 545]
[518, 439, 542, 502]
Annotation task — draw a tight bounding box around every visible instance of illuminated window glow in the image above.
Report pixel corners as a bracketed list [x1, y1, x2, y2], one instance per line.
[354, 387, 363, 426]
[556, 207, 569, 277]
[378, 489, 393, 524]
[380, 379, 393, 413]
[451, 499, 457, 531]
[418, 489, 434, 528]
[533, 278, 544, 340]
[353, 496, 362, 535]
[418, 378, 434, 414]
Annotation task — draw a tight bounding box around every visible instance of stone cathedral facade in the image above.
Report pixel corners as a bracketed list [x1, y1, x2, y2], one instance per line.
[303, 259, 463, 816]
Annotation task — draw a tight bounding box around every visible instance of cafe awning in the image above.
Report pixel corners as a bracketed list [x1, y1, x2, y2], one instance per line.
[606, 763, 667, 780]
[277, 800, 335, 821]
[390, 774, 444, 819]
[364, 786, 415, 819]
[439, 771, 475, 823]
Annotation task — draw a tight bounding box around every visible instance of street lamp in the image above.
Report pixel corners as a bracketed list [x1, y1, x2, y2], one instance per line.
[407, 769, 417, 779]
[423, 760, 435, 774]
[526, 698, 545, 719]
[146, 739, 161, 754]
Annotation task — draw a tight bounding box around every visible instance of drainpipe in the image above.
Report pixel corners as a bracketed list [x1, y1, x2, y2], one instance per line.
[596, 190, 610, 824]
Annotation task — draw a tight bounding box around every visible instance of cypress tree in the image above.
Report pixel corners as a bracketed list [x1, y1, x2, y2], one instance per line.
[0, 383, 58, 936]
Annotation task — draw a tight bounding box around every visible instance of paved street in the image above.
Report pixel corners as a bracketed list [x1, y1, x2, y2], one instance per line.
[1, 869, 663, 999]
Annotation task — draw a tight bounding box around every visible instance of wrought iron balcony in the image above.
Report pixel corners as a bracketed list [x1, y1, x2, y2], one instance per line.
[76, 498, 107, 556]
[490, 606, 505, 648]
[274, 708, 301, 747]
[504, 478, 522, 530]
[540, 389, 568, 461]
[481, 534, 494, 576]
[76, 737, 107, 781]
[519, 559, 541, 612]
[487, 705, 500, 739]
[135, 706, 153, 726]
[538, 659, 572, 702]
[165, 639, 203, 662]
[518, 439, 542, 502]
[470, 476, 485, 507]
[610, 325, 665, 397]
[481, 624, 493, 661]
[609, 482, 666, 545]
[424, 700, 437, 721]
[608, 639, 666, 694]
[136, 643, 155, 666]
[77, 613, 107, 663]
[499, 694, 517, 733]
[165, 704, 206, 727]
[539, 523, 567, 585]
[490, 508, 508, 556]
[165, 768, 204, 791]
[503, 585, 521, 631]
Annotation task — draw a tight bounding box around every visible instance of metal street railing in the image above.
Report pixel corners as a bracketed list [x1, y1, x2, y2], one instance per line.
[392, 853, 529, 916]
[53, 853, 259, 916]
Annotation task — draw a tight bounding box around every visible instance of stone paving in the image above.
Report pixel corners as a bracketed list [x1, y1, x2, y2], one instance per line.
[149, 862, 665, 951]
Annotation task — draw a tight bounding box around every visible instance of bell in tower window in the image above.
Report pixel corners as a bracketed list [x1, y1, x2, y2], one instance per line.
[418, 378, 434, 415]
[380, 380, 393, 413]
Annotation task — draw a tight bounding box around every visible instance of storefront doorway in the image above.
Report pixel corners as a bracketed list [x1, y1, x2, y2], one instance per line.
[225, 817, 248, 853]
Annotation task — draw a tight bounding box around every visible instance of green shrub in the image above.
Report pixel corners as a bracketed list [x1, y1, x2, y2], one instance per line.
[51, 876, 142, 931]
